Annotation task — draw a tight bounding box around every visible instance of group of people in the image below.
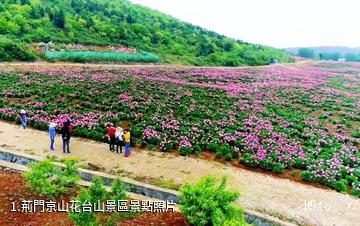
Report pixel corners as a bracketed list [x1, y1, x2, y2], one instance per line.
[18, 109, 131, 157]
[47, 119, 74, 154]
[46, 120, 74, 154]
[105, 124, 131, 157]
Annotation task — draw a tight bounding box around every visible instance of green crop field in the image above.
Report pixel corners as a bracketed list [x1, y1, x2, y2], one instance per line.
[45, 51, 160, 63]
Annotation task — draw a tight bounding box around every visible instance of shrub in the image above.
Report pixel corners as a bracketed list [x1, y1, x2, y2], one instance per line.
[180, 147, 193, 156]
[69, 177, 136, 226]
[69, 176, 108, 226]
[88, 176, 108, 203]
[351, 181, 360, 198]
[300, 171, 316, 183]
[215, 144, 232, 159]
[69, 188, 97, 226]
[161, 141, 175, 152]
[140, 139, 148, 147]
[219, 143, 232, 154]
[235, 139, 244, 150]
[180, 176, 248, 226]
[353, 168, 360, 178]
[0, 36, 37, 61]
[272, 163, 285, 174]
[240, 153, 258, 168]
[193, 145, 202, 155]
[294, 157, 307, 169]
[346, 175, 357, 184]
[231, 151, 240, 159]
[62, 159, 81, 185]
[23, 159, 80, 198]
[212, 149, 220, 158]
[331, 179, 348, 193]
[111, 178, 129, 200]
[352, 188, 360, 198]
[259, 159, 274, 171]
[207, 142, 218, 152]
[351, 130, 360, 138]
[132, 126, 143, 138]
[269, 153, 279, 162]
[148, 137, 160, 145]
[225, 153, 233, 162]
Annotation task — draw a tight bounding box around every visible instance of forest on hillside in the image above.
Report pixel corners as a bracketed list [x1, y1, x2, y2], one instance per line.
[0, 0, 291, 66]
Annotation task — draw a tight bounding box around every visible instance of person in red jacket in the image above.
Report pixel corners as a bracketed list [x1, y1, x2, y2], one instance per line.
[68, 121, 74, 145]
[106, 124, 116, 151]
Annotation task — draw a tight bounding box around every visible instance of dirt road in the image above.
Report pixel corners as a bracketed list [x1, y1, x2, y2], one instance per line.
[0, 120, 359, 226]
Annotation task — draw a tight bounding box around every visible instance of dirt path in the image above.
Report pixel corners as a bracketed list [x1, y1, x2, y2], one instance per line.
[0, 121, 359, 226]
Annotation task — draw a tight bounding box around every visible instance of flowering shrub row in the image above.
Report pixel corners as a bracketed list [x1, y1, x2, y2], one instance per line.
[0, 62, 359, 196]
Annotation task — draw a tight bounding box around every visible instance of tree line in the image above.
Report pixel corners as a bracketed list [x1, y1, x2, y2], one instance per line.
[297, 48, 360, 62]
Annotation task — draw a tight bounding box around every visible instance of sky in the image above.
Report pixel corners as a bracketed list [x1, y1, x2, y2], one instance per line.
[130, 0, 360, 48]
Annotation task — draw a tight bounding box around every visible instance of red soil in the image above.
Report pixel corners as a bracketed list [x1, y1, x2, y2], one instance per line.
[0, 169, 189, 226]
[0, 169, 73, 226]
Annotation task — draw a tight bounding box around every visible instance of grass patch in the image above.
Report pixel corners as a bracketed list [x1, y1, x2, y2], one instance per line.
[153, 178, 179, 190]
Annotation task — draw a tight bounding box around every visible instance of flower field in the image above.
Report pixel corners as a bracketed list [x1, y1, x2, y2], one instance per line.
[0, 62, 359, 196]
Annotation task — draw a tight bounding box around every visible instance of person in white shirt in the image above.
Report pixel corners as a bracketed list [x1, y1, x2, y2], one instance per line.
[115, 126, 124, 154]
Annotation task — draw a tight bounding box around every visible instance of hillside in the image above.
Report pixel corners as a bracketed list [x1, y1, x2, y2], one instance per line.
[0, 0, 291, 66]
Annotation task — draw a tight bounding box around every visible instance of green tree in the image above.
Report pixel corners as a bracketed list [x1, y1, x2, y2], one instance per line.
[223, 41, 234, 52]
[180, 176, 248, 226]
[110, 178, 129, 200]
[298, 48, 315, 58]
[69, 176, 107, 226]
[54, 9, 65, 28]
[69, 189, 97, 226]
[345, 53, 359, 62]
[88, 176, 107, 203]
[23, 159, 80, 198]
[198, 40, 215, 56]
[330, 52, 341, 60]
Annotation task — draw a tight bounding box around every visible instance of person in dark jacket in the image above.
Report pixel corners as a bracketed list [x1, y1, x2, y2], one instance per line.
[61, 120, 71, 154]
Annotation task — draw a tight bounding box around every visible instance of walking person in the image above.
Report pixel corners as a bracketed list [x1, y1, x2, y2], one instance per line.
[124, 129, 131, 157]
[106, 124, 116, 151]
[61, 120, 71, 154]
[20, 109, 27, 129]
[49, 122, 56, 153]
[115, 126, 124, 154]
